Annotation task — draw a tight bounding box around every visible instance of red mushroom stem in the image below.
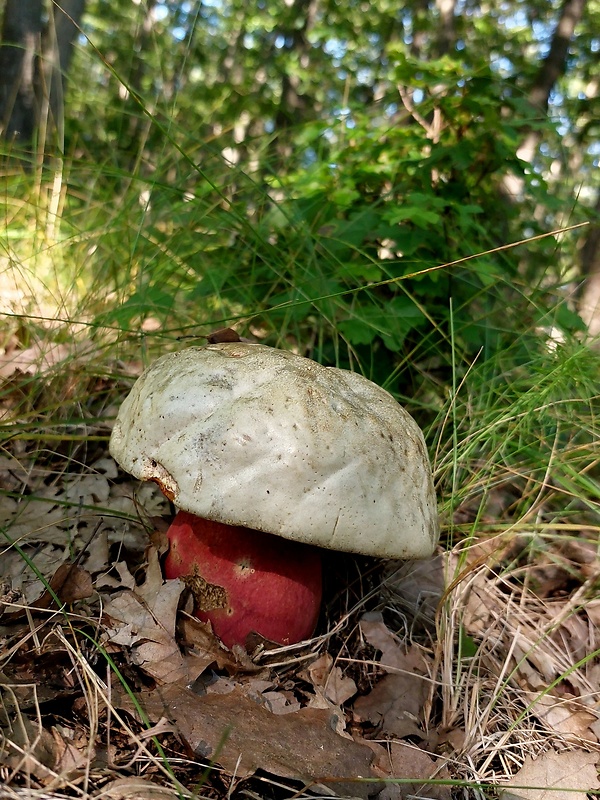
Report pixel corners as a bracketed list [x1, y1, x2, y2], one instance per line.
[163, 511, 323, 648]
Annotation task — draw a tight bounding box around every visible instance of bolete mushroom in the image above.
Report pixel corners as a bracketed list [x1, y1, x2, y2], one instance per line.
[109, 343, 438, 647]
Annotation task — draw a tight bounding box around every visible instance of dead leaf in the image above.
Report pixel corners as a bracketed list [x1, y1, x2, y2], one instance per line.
[1, 713, 58, 780]
[381, 555, 445, 632]
[523, 692, 598, 743]
[585, 600, 600, 626]
[260, 690, 301, 715]
[206, 327, 242, 343]
[133, 683, 377, 796]
[551, 613, 594, 664]
[53, 563, 94, 605]
[500, 749, 599, 800]
[1, 544, 68, 605]
[297, 654, 356, 736]
[103, 550, 233, 684]
[178, 614, 259, 675]
[0, 343, 74, 378]
[103, 582, 188, 684]
[352, 672, 428, 739]
[1, 562, 93, 621]
[92, 457, 119, 480]
[2, 485, 79, 545]
[95, 560, 137, 590]
[302, 653, 357, 706]
[359, 614, 433, 675]
[354, 615, 433, 738]
[42, 726, 91, 784]
[96, 777, 181, 800]
[84, 530, 111, 575]
[1, 466, 169, 595]
[64, 474, 111, 506]
[366, 739, 452, 800]
[103, 549, 191, 684]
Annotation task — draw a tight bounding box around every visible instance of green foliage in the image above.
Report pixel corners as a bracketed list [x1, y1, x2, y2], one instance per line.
[1, 0, 597, 392]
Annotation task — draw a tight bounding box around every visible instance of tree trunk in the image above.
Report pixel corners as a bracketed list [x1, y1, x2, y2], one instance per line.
[501, 0, 587, 199]
[0, 0, 86, 149]
[269, 0, 319, 170]
[517, 0, 587, 165]
[578, 191, 600, 339]
[0, 0, 43, 145]
[528, 0, 586, 114]
[44, 0, 87, 133]
[435, 0, 457, 57]
[274, 0, 319, 131]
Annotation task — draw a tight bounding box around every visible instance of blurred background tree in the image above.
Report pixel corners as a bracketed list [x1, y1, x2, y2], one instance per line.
[0, 0, 85, 150]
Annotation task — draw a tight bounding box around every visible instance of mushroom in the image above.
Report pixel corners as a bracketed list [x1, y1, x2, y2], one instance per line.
[109, 343, 439, 647]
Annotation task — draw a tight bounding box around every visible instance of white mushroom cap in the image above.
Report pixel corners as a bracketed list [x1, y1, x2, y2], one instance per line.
[109, 343, 439, 559]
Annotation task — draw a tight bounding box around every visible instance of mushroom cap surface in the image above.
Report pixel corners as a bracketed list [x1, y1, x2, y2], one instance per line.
[109, 343, 439, 559]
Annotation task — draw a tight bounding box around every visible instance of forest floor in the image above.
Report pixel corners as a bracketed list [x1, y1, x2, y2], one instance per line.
[1, 340, 599, 800]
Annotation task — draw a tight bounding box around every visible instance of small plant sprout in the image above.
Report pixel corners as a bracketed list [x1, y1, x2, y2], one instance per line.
[109, 343, 439, 647]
